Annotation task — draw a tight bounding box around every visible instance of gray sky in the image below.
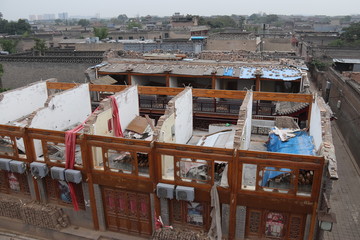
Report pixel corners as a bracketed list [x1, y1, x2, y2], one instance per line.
[2, 0, 360, 20]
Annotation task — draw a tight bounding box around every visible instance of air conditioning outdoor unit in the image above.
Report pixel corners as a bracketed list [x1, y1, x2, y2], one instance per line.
[176, 186, 195, 202]
[0, 158, 11, 171]
[30, 162, 48, 178]
[9, 160, 26, 174]
[157, 183, 175, 199]
[50, 167, 66, 181]
[65, 169, 82, 184]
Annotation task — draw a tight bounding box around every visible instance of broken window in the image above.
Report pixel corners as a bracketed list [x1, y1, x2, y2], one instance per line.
[92, 146, 104, 170]
[214, 161, 228, 187]
[15, 137, 26, 159]
[297, 169, 314, 196]
[187, 202, 204, 226]
[161, 155, 174, 181]
[45, 142, 82, 166]
[0, 136, 14, 157]
[137, 152, 149, 177]
[265, 212, 286, 238]
[177, 158, 210, 184]
[259, 167, 295, 194]
[242, 164, 257, 191]
[107, 150, 134, 174]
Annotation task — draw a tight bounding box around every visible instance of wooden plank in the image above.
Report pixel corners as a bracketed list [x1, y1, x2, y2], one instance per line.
[253, 91, 312, 103]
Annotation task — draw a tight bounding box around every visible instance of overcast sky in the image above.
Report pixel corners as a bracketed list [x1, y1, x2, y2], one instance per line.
[2, 0, 360, 20]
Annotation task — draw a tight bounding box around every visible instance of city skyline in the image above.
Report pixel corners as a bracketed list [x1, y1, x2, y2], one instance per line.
[2, 0, 360, 21]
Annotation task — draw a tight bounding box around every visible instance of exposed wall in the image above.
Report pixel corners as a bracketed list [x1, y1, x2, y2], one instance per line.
[234, 91, 253, 150]
[309, 96, 323, 151]
[158, 113, 175, 143]
[115, 85, 139, 130]
[84, 85, 139, 136]
[0, 62, 92, 89]
[0, 81, 49, 124]
[206, 39, 257, 51]
[29, 84, 92, 156]
[174, 87, 193, 144]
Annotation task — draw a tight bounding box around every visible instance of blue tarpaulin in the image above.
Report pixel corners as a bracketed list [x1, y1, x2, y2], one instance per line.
[262, 130, 315, 186]
[267, 130, 315, 156]
[223, 67, 233, 76]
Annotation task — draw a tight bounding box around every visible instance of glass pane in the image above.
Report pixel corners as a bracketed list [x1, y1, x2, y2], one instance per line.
[108, 150, 133, 174]
[179, 158, 209, 183]
[265, 212, 286, 237]
[297, 169, 313, 196]
[161, 155, 174, 180]
[187, 202, 203, 226]
[58, 180, 72, 203]
[8, 172, 20, 191]
[15, 137, 26, 159]
[92, 146, 103, 170]
[260, 167, 294, 193]
[137, 152, 149, 177]
[242, 164, 257, 191]
[0, 136, 14, 156]
[46, 142, 82, 166]
[214, 161, 228, 187]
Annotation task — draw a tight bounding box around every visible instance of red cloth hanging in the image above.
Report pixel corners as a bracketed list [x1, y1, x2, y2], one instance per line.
[109, 96, 123, 137]
[65, 124, 84, 211]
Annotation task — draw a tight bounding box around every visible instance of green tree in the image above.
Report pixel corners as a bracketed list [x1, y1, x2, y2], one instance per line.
[117, 14, 128, 24]
[127, 21, 142, 30]
[78, 19, 90, 29]
[199, 16, 237, 29]
[264, 14, 279, 23]
[341, 22, 360, 42]
[33, 38, 47, 55]
[93, 27, 108, 40]
[0, 39, 18, 53]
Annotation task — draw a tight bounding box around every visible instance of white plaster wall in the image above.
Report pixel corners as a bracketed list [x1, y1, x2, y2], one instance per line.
[114, 85, 139, 130]
[131, 75, 141, 86]
[0, 81, 48, 124]
[29, 84, 92, 156]
[244, 92, 253, 150]
[169, 76, 178, 88]
[174, 88, 193, 144]
[309, 97, 322, 151]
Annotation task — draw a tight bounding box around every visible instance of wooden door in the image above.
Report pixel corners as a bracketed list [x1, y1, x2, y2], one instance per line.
[103, 187, 152, 236]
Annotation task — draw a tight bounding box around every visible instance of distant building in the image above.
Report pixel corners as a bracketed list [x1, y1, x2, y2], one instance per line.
[58, 12, 68, 20]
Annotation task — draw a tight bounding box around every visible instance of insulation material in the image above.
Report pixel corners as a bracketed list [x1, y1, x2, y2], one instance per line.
[267, 129, 315, 156]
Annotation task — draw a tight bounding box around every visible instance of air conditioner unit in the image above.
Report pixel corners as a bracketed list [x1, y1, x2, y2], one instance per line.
[157, 183, 175, 199]
[50, 167, 66, 181]
[65, 169, 82, 184]
[30, 162, 48, 178]
[0, 158, 11, 171]
[9, 160, 26, 174]
[176, 186, 195, 202]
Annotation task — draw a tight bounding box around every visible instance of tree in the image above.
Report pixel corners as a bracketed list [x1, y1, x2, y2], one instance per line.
[0, 18, 30, 35]
[264, 14, 279, 24]
[117, 14, 128, 24]
[341, 22, 360, 42]
[78, 19, 90, 29]
[0, 39, 18, 53]
[33, 38, 47, 55]
[93, 27, 108, 40]
[127, 21, 142, 30]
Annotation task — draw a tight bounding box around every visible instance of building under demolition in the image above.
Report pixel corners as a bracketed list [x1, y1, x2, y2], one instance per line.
[0, 78, 337, 240]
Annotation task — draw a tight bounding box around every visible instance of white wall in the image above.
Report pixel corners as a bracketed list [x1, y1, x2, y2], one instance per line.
[158, 113, 175, 142]
[29, 84, 92, 156]
[174, 88, 193, 144]
[0, 81, 48, 124]
[244, 92, 253, 150]
[240, 91, 253, 150]
[309, 96, 322, 151]
[114, 85, 139, 130]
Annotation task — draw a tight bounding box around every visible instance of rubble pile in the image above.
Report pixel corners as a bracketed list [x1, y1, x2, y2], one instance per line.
[21, 202, 70, 230]
[0, 196, 23, 219]
[152, 228, 210, 240]
[0, 197, 70, 230]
